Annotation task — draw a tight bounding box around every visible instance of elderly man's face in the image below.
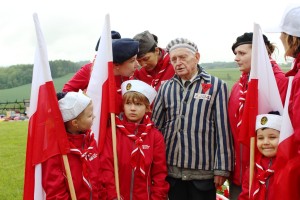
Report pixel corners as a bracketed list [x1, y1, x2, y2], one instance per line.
[170, 48, 199, 80]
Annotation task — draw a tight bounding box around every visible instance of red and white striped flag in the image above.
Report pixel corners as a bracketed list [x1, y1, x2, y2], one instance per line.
[86, 14, 116, 153]
[23, 13, 69, 200]
[239, 23, 283, 147]
[273, 64, 298, 200]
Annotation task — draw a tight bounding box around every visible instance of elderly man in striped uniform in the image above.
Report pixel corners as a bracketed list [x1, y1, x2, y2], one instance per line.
[152, 38, 234, 200]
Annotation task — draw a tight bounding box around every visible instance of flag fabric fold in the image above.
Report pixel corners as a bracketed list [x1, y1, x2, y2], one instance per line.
[86, 14, 116, 153]
[23, 13, 69, 200]
[272, 64, 299, 200]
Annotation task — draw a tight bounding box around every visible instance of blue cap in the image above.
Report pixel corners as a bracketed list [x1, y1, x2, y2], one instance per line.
[95, 30, 121, 51]
[112, 38, 139, 64]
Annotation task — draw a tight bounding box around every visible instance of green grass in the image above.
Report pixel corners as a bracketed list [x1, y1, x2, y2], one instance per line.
[0, 121, 28, 200]
[205, 67, 241, 90]
[0, 73, 74, 102]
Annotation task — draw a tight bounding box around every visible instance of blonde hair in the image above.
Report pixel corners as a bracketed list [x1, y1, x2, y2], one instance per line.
[283, 32, 300, 58]
[122, 91, 151, 112]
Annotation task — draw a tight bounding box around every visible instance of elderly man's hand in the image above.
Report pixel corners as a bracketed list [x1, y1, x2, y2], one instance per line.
[214, 175, 227, 188]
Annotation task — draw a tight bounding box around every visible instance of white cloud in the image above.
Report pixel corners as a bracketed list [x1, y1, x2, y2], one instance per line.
[0, 0, 297, 67]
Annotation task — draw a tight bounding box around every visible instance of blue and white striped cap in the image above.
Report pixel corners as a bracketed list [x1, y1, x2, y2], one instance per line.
[166, 38, 198, 53]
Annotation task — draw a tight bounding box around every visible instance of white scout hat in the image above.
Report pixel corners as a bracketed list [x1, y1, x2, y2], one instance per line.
[58, 90, 91, 122]
[121, 80, 157, 104]
[265, 5, 300, 37]
[255, 114, 283, 132]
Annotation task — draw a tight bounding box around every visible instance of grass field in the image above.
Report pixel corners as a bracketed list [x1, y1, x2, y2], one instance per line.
[0, 121, 28, 200]
[0, 68, 241, 103]
[0, 73, 74, 103]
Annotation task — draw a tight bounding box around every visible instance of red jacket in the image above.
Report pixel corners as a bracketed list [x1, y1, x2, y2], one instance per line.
[286, 53, 300, 142]
[42, 130, 101, 200]
[100, 116, 169, 200]
[63, 62, 93, 93]
[239, 156, 276, 200]
[228, 61, 288, 186]
[133, 48, 175, 91]
[62, 62, 128, 114]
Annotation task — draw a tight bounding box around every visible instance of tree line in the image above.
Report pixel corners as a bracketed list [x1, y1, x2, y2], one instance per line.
[0, 60, 291, 89]
[0, 60, 86, 89]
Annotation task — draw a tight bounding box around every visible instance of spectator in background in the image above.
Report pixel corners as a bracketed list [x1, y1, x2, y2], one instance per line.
[152, 38, 233, 200]
[228, 32, 287, 199]
[132, 30, 175, 91]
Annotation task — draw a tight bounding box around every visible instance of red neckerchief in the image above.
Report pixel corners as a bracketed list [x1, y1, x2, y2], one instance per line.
[286, 53, 300, 77]
[236, 72, 249, 128]
[69, 130, 98, 191]
[251, 159, 274, 200]
[115, 115, 152, 176]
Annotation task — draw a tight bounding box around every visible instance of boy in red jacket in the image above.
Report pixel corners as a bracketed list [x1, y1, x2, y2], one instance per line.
[42, 91, 101, 200]
[239, 112, 282, 200]
[100, 80, 169, 200]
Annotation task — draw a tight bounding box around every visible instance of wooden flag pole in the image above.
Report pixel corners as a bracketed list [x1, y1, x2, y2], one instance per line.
[249, 136, 255, 196]
[110, 113, 121, 200]
[62, 155, 77, 200]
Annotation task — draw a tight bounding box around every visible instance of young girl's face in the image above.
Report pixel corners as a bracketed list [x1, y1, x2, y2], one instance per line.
[76, 102, 95, 132]
[256, 128, 280, 158]
[124, 98, 147, 123]
[234, 44, 252, 74]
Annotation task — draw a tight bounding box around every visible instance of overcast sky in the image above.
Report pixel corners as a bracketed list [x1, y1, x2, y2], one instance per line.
[0, 0, 297, 67]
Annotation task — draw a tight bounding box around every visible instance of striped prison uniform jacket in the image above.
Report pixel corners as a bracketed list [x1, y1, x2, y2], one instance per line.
[152, 67, 234, 179]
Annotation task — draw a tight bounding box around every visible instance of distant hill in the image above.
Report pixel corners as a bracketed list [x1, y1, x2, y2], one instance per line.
[0, 60, 88, 89]
[0, 61, 291, 103]
[0, 73, 75, 103]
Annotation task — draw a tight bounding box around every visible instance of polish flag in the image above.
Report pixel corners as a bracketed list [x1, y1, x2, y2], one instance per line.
[23, 13, 69, 200]
[273, 64, 299, 200]
[86, 14, 116, 153]
[239, 23, 283, 147]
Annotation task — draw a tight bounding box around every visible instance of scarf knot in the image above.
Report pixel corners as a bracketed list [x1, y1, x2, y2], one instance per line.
[69, 131, 98, 191]
[252, 162, 274, 200]
[116, 115, 152, 177]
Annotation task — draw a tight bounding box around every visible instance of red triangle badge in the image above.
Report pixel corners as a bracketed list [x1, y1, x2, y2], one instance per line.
[201, 83, 211, 93]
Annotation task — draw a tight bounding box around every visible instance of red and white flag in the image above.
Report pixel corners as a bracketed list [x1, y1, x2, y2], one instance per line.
[239, 23, 283, 147]
[276, 74, 294, 160]
[23, 13, 69, 200]
[272, 63, 298, 200]
[86, 14, 116, 153]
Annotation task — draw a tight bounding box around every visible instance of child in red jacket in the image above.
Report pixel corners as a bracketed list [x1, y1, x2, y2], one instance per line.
[100, 80, 169, 200]
[239, 111, 282, 200]
[42, 91, 101, 200]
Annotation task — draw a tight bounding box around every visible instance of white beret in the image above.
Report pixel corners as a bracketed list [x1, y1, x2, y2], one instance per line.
[58, 91, 91, 122]
[121, 80, 157, 104]
[255, 114, 282, 132]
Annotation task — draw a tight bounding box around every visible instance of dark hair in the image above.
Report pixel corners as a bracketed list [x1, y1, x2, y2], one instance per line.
[283, 33, 300, 58]
[148, 33, 158, 53]
[56, 92, 67, 101]
[268, 111, 280, 115]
